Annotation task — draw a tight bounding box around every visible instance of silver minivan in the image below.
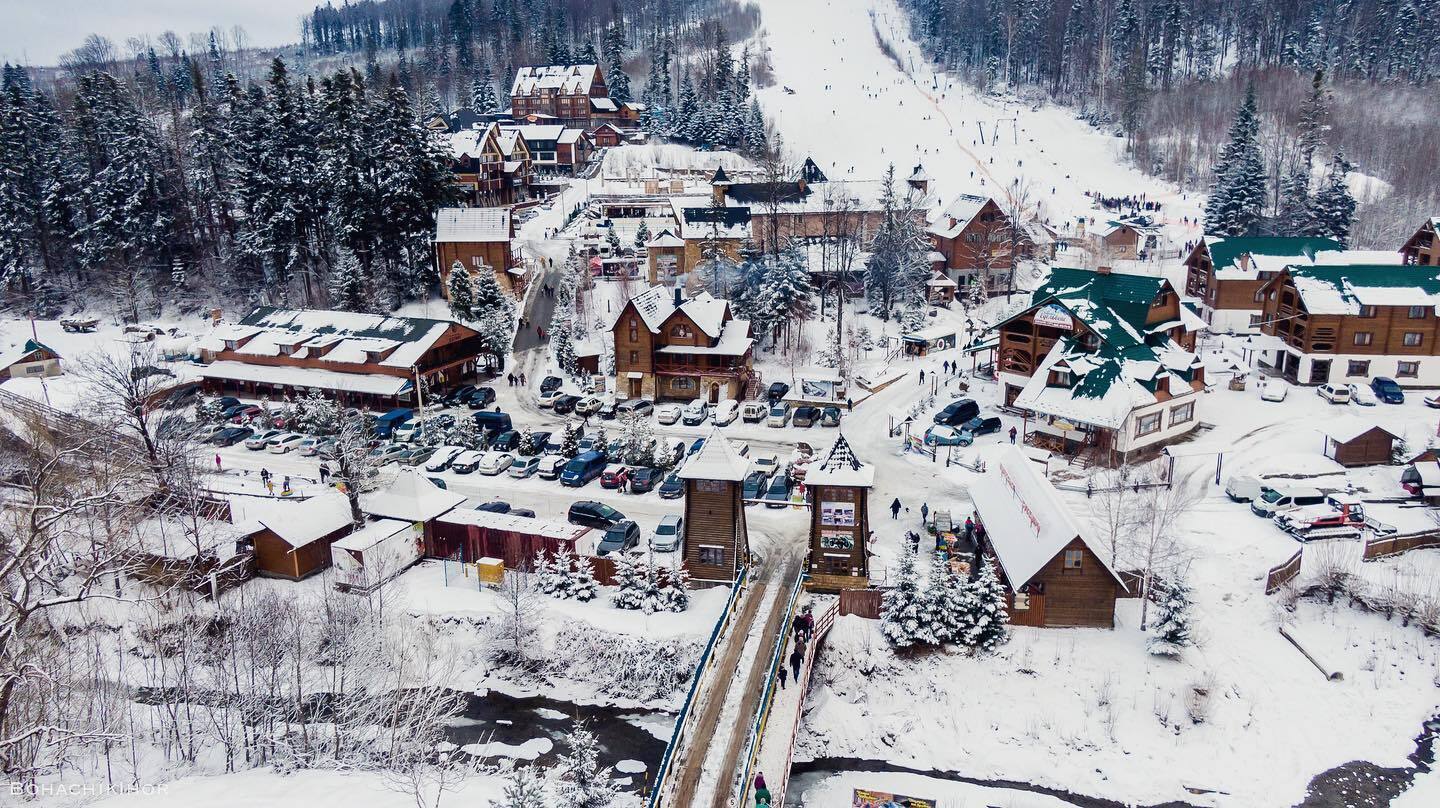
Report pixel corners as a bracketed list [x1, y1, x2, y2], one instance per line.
[767, 403, 792, 428]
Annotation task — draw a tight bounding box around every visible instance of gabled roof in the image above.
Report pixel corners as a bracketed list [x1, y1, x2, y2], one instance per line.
[710, 165, 732, 185]
[435, 207, 511, 243]
[615, 286, 730, 338]
[969, 445, 1125, 591]
[907, 163, 933, 183]
[928, 193, 995, 239]
[446, 123, 499, 160]
[678, 430, 750, 481]
[361, 472, 466, 523]
[645, 229, 685, 248]
[0, 339, 58, 370]
[805, 434, 875, 488]
[1286, 264, 1440, 315]
[250, 491, 354, 549]
[219, 306, 469, 370]
[510, 64, 600, 97]
[1319, 415, 1399, 445]
[1020, 267, 1170, 350]
[1201, 235, 1343, 280]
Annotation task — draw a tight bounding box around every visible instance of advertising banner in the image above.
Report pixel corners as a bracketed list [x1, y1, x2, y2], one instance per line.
[852, 789, 938, 808]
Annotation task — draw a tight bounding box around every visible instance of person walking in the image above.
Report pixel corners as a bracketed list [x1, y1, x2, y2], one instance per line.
[1009, 425, 1018, 444]
[264, 478, 275, 495]
[777, 667, 788, 690]
[318, 463, 330, 484]
[520, 372, 527, 386]
[214, 453, 222, 471]
[921, 502, 930, 524]
[964, 515, 975, 541]
[890, 497, 901, 519]
[919, 369, 926, 383]
[754, 772, 771, 805]
[789, 646, 803, 681]
[260, 468, 271, 486]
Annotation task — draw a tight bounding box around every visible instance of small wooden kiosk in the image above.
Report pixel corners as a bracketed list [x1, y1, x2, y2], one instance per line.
[804, 434, 874, 591]
[679, 431, 751, 586]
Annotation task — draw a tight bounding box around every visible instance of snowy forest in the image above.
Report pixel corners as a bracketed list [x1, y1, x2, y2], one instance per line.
[896, 0, 1440, 245]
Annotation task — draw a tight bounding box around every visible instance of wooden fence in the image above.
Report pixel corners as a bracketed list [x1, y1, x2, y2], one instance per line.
[1264, 550, 1305, 595]
[838, 588, 883, 619]
[1362, 531, 1440, 560]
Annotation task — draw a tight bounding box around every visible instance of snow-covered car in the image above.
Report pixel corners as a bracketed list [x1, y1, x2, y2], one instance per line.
[509, 455, 542, 478]
[537, 455, 566, 480]
[923, 425, 965, 446]
[1317, 383, 1351, 404]
[1260, 379, 1288, 402]
[296, 437, 322, 456]
[367, 444, 408, 465]
[424, 446, 466, 472]
[478, 451, 515, 476]
[750, 453, 780, 477]
[681, 399, 710, 426]
[1425, 393, 1440, 409]
[266, 433, 306, 453]
[575, 396, 604, 416]
[244, 429, 285, 450]
[450, 450, 485, 474]
[656, 403, 684, 425]
[1347, 383, 1379, 406]
[714, 399, 739, 426]
[536, 390, 563, 408]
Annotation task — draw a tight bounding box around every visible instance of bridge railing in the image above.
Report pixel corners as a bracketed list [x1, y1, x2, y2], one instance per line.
[731, 570, 808, 805]
[768, 601, 839, 808]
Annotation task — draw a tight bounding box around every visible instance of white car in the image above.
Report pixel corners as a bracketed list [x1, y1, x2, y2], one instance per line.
[266, 433, 306, 453]
[650, 514, 685, 552]
[1347, 383, 1378, 406]
[509, 455, 541, 478]
[296, 437, 322, 456]
[245, 429, 285, 450]
[656, 403, 684, 425]
[713, 399, 740, 426]
[536, 390, 563, 408]
[424, 446, 466, 472]
[575, 395, 604, 416]
[1260, 379, 1288, 402]
[478, 451, 515, 476]
[1317, 383, 1351, 404]
[681, 398, 710, 426]
[750, 453, 780, 476]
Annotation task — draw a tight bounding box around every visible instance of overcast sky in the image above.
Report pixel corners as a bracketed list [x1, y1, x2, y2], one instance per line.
[0, 0, 316, 66]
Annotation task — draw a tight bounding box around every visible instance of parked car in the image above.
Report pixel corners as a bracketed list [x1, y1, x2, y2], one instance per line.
[1426, 393, 1440, 409]
[537, 455, 567, 480]
[763, 474, 793, 508]
[478, 451, 515, 476]
[425, 446, 466, 472]
[491, 430, 521, 452]
[598, 399, 620, 420]
[296, 437, 322, 457]
[1371, 376, 1405, 404]
[682, 399, 710, 426]
[767, 403, 792, 427]
[650, 515, 685, 552]
[226, 404, 262, 423]
[629, 466, 663, 493]
[740, 401, 768, 423]
[1225, 472, 1274, 502]
[658, 472, 684, 499]
[1347, 383, 1378, 406]
[245, 429, 286, 450]
[373, 408, 413, 439]
[510, 508, 537, 518]
[792, 406, 820, 427]
[714, 400, 740, 426]
[656, 403, 684, 425]
[616, 399, 655, 418]
[742, 470, 771, 500]
[561, 451, 608, 487]
[527, 431, 553, 454]
[540, 375, 563, 393]
[600, 465, 631, 489]
[427, 477, 448, 490]
[400, 446, 437, 466]
[210, 426, 253, 447]
[819, 406, 842, 427]
[1260, 379, 1289, 402]
[567, 500, 626, 528]
[1318, 383, 1352, 404]
[597, 520, 641, 556]
[466, 387, 497, 409]
[1250, 483, 1327, 518]
[211, 396, 241, 411]
[688, 437, 706, 456]
[473, 411, 513, 435]
[443, 385, 477, 406]
[475, 500, 511, 513]
[767, 381, 791, 402]
[933, 399, 979, 426]
[923, 425, 965, 446]
[750, 453, 780, 477]
[553, 395, 581, 415]
[368, 444, 408, 465]
[957, 416, 1004, 445]
[266, 433, 306, 453]
[509, 455, 542, 478]
[161, 385, 200, 410]
[537, 390, 563, 408]
[451, 450, 485, 474]
[576, 396, 604, 416]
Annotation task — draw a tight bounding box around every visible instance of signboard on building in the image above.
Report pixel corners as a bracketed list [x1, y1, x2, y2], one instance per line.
[820, 501, 856, 527]
[852, 789, 938, 808]
[1033, 303, 1073, 330]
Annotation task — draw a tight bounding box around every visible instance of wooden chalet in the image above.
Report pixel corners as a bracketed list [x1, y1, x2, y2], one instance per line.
[804, 435, 874, 591]
[239, 491, 355, 581]
[503, 123, 593, 176]
[0, 338, 61, 379]
[1319, 416, 1399, 467]
[589, 122, 626, 147]
[443, 122, 529, 206]
[644, 229, 687, 283]
[1183, 235, 1350, 334]
[1401, 217, 1440, 266]
[435, 207, 521, 298]
[994, 267, 1206, 462]
[196, 307, 489, 410]
[612, 285, 757, 402]
[968, 445, 1126, 628]
[927, 193, 1021, 290]
[679, 432, 751, 586]
[1255, 263, 1440, 387]
[509, 64, 637, 130]
[429, 509, 593, 567]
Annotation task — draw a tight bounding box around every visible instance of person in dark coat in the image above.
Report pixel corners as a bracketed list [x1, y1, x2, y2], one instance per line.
[921, 502, 930, 523]
[890, 498, 902, 519]
[1009, 425, 1018, 443]
[801, 611, 815, 640]
[777, 668, 787, 689]
[964, 516, 975, 540]
[789, 647, 803, 681]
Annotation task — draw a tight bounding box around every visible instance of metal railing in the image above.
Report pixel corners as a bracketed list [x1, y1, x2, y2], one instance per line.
[731, 570, 807, 804]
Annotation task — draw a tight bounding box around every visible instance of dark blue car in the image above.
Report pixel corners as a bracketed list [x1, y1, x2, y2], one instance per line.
[1370, 376, 1405, 404]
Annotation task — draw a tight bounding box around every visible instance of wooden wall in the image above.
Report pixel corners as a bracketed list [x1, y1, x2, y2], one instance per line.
[683, 479, 744, 583]
[1026, 538, 1119, 628]
[807, 483, 869, 581]
[253, 526, 350, 581]
[1329, 429, 1396, 467]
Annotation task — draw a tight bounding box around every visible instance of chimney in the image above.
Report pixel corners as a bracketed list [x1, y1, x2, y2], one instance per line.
[674, 286, 683, 307]
[1096, 265, 1113, 275]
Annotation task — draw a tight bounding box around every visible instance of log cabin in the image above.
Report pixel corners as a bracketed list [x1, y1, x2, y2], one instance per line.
[1401, 217, 1440, 266]
[967, 445, 1126, 628]
[679, 432, 751, 586]
[1319, 416, 1399, 467]
[0, 338, 61, 380]
[993, 267, 1207, 463]
[804, 434, 874, 591]
[1255, 263, 1440, 387]
[508, 64, 640, 131]
[435, 207, 521, 298]
[240, 491, 355, 581]
[442, 122, 529, 206]
[927, 193, 1021, 291]
[611, 285, 757, 402]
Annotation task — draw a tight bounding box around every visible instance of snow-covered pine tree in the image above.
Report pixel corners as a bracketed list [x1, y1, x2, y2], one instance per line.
[471, 267, 516, 361]
[472, 61, 499, 114]
[881, 539, 936, 648]
[1312, 150, 1357, 248]
[636, 558, 667, 613]
[603, 23, 630, 103]
[663, 565, 691, 611]
[618, 411, 654, 466]
[553, 725, 616, 808]
[762, 240, 817, 348]
[560, 420, 583, 458]
[1204, 85, 1266, 237]
[447, 265, 476, 320]
[1296, 68, 1329, 168]
[517, 425, 537, 455]
[634, 220, 650, 249]
[297, 388, 339, 435]
[551, 305, 579, 378]
[566, 551, 599, 602]
[446, 417, 484, 450]
[744, 98, 766, 156]
[924, 552, 956, 644]
[491, 764, 548, 808]
[673, 74, 699, 142]
[329, 249, 370, 312]
[535, 550, 565, 596]
[610, 554, 643, 610]
[1276, 164, 1316, 236]
[577, 40, 600, 66]
[1147, 575, 1194, 656]
[960, 557, 1010, 654]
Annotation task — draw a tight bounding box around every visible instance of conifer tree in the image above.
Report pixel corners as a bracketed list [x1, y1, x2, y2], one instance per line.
[329, 249, 369, 312]
[554, 725, 616, 808]
[603, 23, 630, 103]
[1147, 575, 1194, 656]
[673, 74, 699, 141]
[1204, 85, 1266, 237]
[1312, 150, 1357, 247]
[635, 220, 650, 248]
[1296, 68, 1329, 168]
[491, 764, 548, 808]
[471, 63, 499, 114]
[447, 265, 476, 320]
[881, 540, 934, 648]
[560, 420, 583, 458]
[959, 558, 1010, 654]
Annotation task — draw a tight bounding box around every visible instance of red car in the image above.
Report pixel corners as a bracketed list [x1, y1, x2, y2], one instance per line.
[229, 404, 262, 423]
[600, 465, 630, 490]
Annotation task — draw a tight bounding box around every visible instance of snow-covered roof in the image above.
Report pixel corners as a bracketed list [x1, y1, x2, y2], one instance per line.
[557, 128, 584, 144]
[1203, 235, 1344, 281]
[203, 307, 468, 373]
[446, 124, 497, 160]
[196, 361, 412, 396]
[645, 230, 685, 248]
[672, 196, 751, 240]
[902, 325, 957, 342]
[907, 163, 933, 183]
[805, 434, 875, 488]
[655, 319, 753, 356]
[332, 518, 411, 552]
[1288, 265, 1440, 315]
[928, 193, 993, 239]
[678, 431, 751, 481]
[967, 445, 1125, 590]
[1319, 415, 1398, 445]
[0, 338, 57, 370]
[590, 97, 619, 112]
[249, 491, 354, 548]
[617, 285, 730, 338]
[512, 124, 565, 142]
[436, 207, 511, 243]
[436, 508, 590, 541]
[130, 514, 244, 560]
[361, 472, 466, 522]
[511, 64, 599, 97]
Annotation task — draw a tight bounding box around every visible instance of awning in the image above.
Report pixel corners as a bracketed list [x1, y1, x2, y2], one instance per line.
[963, 338, 999, 355]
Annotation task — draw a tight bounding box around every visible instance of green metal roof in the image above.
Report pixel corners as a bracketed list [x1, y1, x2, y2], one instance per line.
[1204, 236, 1341, 271]
[1287, 263, 1440, 290]
[1026, 267, 1167, 349]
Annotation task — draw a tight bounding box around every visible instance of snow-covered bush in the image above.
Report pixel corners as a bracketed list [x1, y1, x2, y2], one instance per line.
[612, 556, 689, 613]
[881, 541, 935, 648]
[1147, 576, 1195, 657]
[542, 627, 700, 701]
[535, 549, 599, 602]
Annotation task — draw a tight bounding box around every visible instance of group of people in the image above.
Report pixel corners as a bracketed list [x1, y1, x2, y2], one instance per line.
[505, 372, 528, 387]
[776, 606, 816, 691]
[1088, 190, 1162, 215]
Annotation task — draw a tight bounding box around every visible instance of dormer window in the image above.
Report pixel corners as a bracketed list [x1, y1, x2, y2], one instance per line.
[1079, 332, 1100, 351]
[671, 324, 694, 338]
[223, 340, 238, 351]
[1050, 369, 1074, 387]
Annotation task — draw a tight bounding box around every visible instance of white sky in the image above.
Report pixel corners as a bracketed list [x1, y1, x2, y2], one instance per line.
[0, 0, 316, 66]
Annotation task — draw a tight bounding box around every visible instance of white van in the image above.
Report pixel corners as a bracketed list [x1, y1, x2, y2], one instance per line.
[1225, 472, 1272, 503]
[740, 401, 768, 423]
[1250, 483, 1327, 517]
[682, 398, 710, 426]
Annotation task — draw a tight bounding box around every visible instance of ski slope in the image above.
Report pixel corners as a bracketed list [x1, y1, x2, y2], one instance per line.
[750, 0, 1204, 247]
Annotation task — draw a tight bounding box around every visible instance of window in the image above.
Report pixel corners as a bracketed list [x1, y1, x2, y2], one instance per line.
[1063, 550, 1084, 570]
[671, 324, 694, 338]
[1347, 360, 1370, 377]
[1359, 305, 1377, 318]
[1405, 332, 1424, 347]
[1410, 305, 1428, 319]
[1013, 592, 1030, 610]
[698, 546, 725, 566]
[1249, 314, 1263, 328]
[1353, 332, 1374, 346]
[1398, 361, 1420, 378]
[1135, 412, 1162, 437]
[673, 377, 694, 390]
[1170, 401, 1194, 426]
[1050, 369, 1073, 387]
[627, 350, 638, 363]
[1151, 292, 1169, 308]
[1253, 289, 1265, 303]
